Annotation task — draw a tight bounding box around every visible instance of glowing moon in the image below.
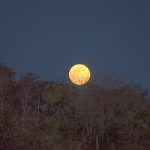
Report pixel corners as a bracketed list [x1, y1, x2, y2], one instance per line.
[69, 64, 91, 85]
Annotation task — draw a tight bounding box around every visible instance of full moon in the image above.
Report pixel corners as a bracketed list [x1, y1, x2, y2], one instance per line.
[69, 64, 91, 85]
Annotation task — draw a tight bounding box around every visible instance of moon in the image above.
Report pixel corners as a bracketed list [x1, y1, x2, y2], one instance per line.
[69, 64, 91, 85]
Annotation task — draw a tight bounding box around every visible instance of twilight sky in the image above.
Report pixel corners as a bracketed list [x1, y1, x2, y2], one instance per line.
[0, 0, 150, 89]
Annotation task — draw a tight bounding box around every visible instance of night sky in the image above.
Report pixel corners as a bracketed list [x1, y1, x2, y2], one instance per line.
[0, 0, 150, 90]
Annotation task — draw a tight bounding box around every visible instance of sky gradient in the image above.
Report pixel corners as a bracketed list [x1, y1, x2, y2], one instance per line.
[0, 0, 150, 90]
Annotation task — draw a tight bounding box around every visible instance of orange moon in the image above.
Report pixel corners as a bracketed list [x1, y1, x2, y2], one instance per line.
[69, 64, 91, 85]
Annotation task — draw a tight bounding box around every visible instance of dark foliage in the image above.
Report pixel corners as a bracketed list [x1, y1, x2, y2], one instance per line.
[0, 63, 150, 150]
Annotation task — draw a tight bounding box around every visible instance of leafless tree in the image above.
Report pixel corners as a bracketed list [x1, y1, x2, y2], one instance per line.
[17, 73, 37, 127]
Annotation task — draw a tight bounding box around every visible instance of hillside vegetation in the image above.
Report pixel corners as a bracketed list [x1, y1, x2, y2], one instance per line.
[0, 63, 150, 150]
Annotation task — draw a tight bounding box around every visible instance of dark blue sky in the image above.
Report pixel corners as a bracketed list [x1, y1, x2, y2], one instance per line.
[0, 0, 150, 89]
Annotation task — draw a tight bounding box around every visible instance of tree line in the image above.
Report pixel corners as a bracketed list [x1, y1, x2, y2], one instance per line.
[0, 62, 150, 150]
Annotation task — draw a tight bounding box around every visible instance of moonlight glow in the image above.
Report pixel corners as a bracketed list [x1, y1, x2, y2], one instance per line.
[69, 64, 91, 85]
